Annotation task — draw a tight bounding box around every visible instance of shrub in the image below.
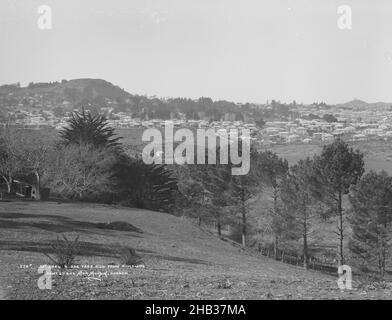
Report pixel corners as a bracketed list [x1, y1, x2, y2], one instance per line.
[118, 247, 143, 266]
[44, 235, 80, 269]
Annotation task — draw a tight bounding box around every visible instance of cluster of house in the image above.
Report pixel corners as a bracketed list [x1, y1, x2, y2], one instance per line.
[2, 104, 392, 146]
[261, 117, 392, 146]
[106, 109, 392, 145]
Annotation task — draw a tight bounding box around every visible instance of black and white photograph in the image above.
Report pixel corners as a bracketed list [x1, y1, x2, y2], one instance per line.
[1, 0, 392, 306]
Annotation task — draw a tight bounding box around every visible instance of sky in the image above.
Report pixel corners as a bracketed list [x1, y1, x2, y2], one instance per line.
[1, 0, 392, 104]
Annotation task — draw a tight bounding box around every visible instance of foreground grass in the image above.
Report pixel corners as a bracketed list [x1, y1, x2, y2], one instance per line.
[0, 201, 391, 300]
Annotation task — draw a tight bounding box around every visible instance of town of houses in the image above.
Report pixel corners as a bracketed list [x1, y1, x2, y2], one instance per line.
[1, 90, 392, 147]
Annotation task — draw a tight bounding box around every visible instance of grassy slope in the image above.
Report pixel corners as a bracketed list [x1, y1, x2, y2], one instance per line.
[118, 128, 392, 174]
[0, 201, 390, 299]
[267, 141, 392, 174]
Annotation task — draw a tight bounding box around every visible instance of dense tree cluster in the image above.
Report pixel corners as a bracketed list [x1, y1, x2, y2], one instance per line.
[0, 111, 178, 210]
[179, 138, 392, 278]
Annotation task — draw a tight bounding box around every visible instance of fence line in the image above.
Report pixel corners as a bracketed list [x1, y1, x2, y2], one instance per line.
[257, 245, 338, 275]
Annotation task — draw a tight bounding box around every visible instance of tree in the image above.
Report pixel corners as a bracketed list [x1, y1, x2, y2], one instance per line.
[196, 161, 232, 236]
[230, 146, 264, 246]
[0, 127, 19, 193]
[48, 144, 116, 200]
[281, 159, 317, 269]
[59, 110, 121, 149]
[113, 155, 178, 211]
[322, 114, 338, 123]
[0, 127, 52, 199]
[312, 139, 364, 265]
[180, 147, 233, 234]
[255, 117, 266, 129]
[18, 132, 53, 200]
[0, 109, 7, 122]
[175, 167, 209, 226]
[259, 151, 288, 259]
[349, 171, 392, 278]
[53, 106, 65, 117]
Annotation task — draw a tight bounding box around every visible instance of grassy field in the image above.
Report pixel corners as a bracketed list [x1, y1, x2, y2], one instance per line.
[117, 128, 392, 174]
[0, 201, 391, 300]
[266, 140, 392, 174]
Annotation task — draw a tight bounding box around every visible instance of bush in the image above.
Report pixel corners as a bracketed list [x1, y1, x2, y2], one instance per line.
[44, 235, 80, 269]
[118, 247, 143, 266]
[96, 221, 143, 233]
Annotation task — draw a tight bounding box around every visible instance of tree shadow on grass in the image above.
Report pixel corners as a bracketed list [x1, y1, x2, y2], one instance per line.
[0, 240, 212, 265]
[0, 212, 143, 236]
[0, 240, 139, 258]
[0, 212, 70, 220]
[0, 212, 212, 265]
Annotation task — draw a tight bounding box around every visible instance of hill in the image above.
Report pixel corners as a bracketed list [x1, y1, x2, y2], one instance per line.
[0, 79, 131, 100]
[0, 201, 390, 299]
[3, 79, 392, 116]
[3, 78, 392, 123]
[337, 99, 392, 110]
[0, 79, 135, 117]
[0, 78, 272, 121]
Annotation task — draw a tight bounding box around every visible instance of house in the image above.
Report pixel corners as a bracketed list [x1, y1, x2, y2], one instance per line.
[12, 180, 50, 200]
[12, 180, 33, 198]
[321, 133, 334, 142]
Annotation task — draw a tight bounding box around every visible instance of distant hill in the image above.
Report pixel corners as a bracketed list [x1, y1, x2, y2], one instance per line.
[4, 78, 392, 121]
[0, 78, 272, 122]
[49, 79, 131, 100]
[337, 99, 392, 110]
[0, 79, 139, 117]
[0, 79, 131, 101]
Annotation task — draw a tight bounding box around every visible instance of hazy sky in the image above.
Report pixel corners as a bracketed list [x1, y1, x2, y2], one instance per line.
[1, 0, 392, 104]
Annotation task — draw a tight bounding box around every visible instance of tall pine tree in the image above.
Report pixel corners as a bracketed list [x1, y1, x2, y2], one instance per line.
[349, 171, 392, 278]
[312, 139, 364, 265]
[280, 158, 317, 269]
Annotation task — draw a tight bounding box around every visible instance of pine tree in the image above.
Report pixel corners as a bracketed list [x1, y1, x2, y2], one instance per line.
[258, 151, 288, 259]
[113, 155, 178, 211]
[184, 147, 233, 234]
[229, 145, 264, 246]
[60, 110, 121, 149]
[349, 171, 392, 278]
[280, 158, 317, 269]
[312, 139, 364, 265]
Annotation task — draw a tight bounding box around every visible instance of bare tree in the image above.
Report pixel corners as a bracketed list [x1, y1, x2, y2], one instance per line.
[0, 127, 51, 197]
[18, 132, 53, 200]
[0, 126, 21, 193]
[48, 144, 115, 200]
